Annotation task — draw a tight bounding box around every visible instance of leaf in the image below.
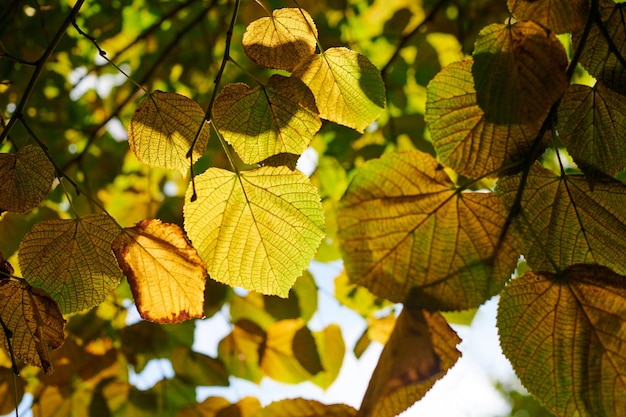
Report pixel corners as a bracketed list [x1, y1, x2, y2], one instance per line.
[334, 269, 391, 318]
[292, 47, 386, 132]
[337, 151, 521, 309]
[112, 219, 206, 323]
[170, 347, 229, 387]
[358, 308, 461, 417]
[242, 8, 318, 72]
[573, 0, 626, 94]
[425, 59, 544, 179]
[0, 366, 25, 414]
[184, 166, 325, 297]
[507, 0, 589, 33]
[128, 91, 210, 173]
[217, 319, 266, 383]
[256, 398, 356, 417]
[472, 21, 569, 124]
[0, 280, 65, 374]
[557, 83, 626, 176]
[18, 213, 122, 314]
[213, 75, 321, 164]
[497, 163, 626, 275]
[177, 396, 261, 417]
[0, 144, 54, 213]
[497, 265, 626, 417]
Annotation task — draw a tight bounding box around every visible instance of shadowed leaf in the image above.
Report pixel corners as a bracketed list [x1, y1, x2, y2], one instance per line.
[358, 308, 461, 417]
[112, 219, 206, 323]
[184, 166, 325, 297]
[243, 8, 318, 72]
[170, 347, 229, 387]
[0, 366, 25, 414]
[128, 91, 210, 173]
[0, 145, 54, 213]
[177, 396, 261, 417]
[217, 319, 266, 383]
[498, 265, 626, 417]
[310, 324, 345, 389]
[508, 0, 589, 33]
[256, 398, 356, 417]
[213, 75, 321, 164]
[18, 214, 122, 313]
[337, 151, 520, 309]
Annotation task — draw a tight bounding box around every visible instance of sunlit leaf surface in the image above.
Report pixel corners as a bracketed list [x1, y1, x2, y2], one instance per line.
[310, 324, 345, 389]
[217, 319, 265, 383]
[337, 151, 520, 309]
[0, 145, 54, 213]
[18, 214, 121, 313]
[498, 265, 626, 417]
[508, 0, 589, 33]
[213, 75, 321, 164]
[184, 166, 325, 297]
[112, 219, 206, 323]
[293, 47, 385, 132]
[128, 91, 209, 173]
[243, 8, 318, 72]
[256, 398, 356, 417]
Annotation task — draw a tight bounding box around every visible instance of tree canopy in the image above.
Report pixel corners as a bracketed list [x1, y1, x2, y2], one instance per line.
[1, 0, 625, 416]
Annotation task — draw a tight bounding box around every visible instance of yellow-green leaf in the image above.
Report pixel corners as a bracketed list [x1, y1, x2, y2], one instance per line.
[128, 91, 210, 173]
[112, 219, 206, 323]
[217, 319, 265, 383]
[508, 0, 589, 33]
[213, 75, 321, 164]
[557, 83, 626, 176]
[310, 324, 345, 389]
[358, 308, 461, 417]
[18, 214, 122, 314]
[497, 163, 626, 275]
[293, 47, 385, 132]
[177, 396, 261, 417]
[337, 151, 520, 309]
[425, 59, 543, 179]
[256, 398, 356, 417]
[0, 280, 65, 374]
[0, 145, 54, 213]
[184, 166, 325, 297]
[498, 265, 626, 417]
[334, 268, 391, 318]
[170, 347, 229, 387]
[242, 8, 318, 72]
[472, 21, 568, 124]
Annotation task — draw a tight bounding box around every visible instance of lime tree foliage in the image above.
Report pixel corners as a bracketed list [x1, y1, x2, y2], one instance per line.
[0, 0, 625, 416]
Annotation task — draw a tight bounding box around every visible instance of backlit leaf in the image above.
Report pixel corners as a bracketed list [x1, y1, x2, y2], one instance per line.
[18, 213, 122, 313]
[213, 75, 321, 164]
[217, 319, 265, 383]
[0, 280, 65, 374]
[498, 265, 626, 417]
[334, 269, 391, 318]
[112, 219, 206, 323]
[497, 163, 626, 274]
[177, 396, 261, 417]
[243, 8, 318, 72]
[0, 366, 25, 414]
[310, 324, 345, 389]
[170, 347, 229, 387]
[425, 59, 543, 178]
[128, 91, 210, 173]
[337, 151, 520, 309]
[358, 308, 461, 417]
[0, 145, 54, 213]
[508, 0, 589, 33]
[472, 21, 568, 124]
[557, 83, 626, 176]
[184, 166, 325, 297]
[293, 47, 386, 132]
[256, 398, 356, 417]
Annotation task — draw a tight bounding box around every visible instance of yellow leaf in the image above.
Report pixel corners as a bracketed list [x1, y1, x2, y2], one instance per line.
[310, 324, 345, 390]
[508, 0, 589, 33]
[498, 265, 626, 416]
[243, 8, 318, 72]
[293, 47, 386, 132]
[0, 280, 65, 374]
[112, 219, 206, 323]
[0, 145, 54, 213]
[338, 151, 520, 309]
[0, 367, 25, 414]
[358, 308, 461, 417]
[256, 398, 356, 417]
[18, 214, 122, 314]
[217, 319, 265, 383]
[213, 75, 321, 164]
[177, 396, 261, 417]
[128, 91, 210, 173]
[184, 166, 325, 297]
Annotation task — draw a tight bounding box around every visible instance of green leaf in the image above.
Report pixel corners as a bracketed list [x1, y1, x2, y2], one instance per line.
[497, 163, 626, 275]
[256, 398, 356, 417]
[128, 91, 210, 173]
[18, 213, 122, 313]
[472, 21, 569, 124]
[507, 0, 589, 33]
[498, 265, 626, 417]
[213, 75, 321, 164]
[334, 268, 391, 318]
[0, 144, 54, 213]
[184, 166, 325, 297]
[358, 308, 461, 417]
[337, 151, 520, 309]
[293, 47, 386, 132]
[170, 347, 229, 387]
[557, 82, 626, 177]
[425, 59, 544, 178]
